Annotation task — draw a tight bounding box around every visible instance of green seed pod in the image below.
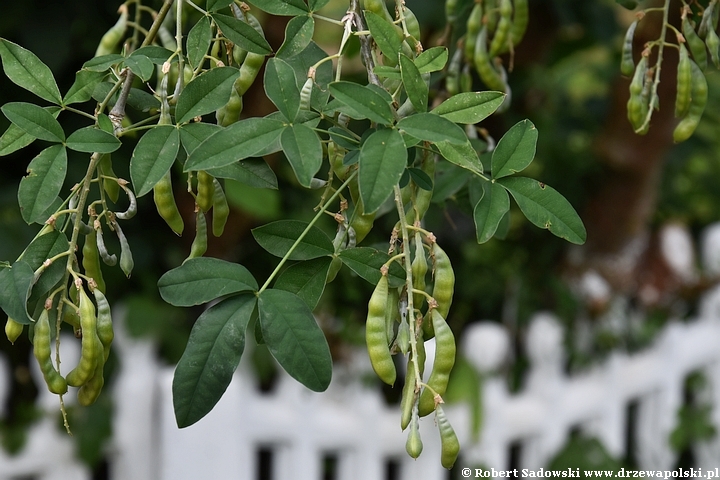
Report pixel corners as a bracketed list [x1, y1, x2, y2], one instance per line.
[113, 220, 134, 278]
[488, 0, 513, 57]
[95, 5, 128, 57]
[211, 178, 230, 237]
[366, 273, 396, 385]
[93, 288, 113, 362]
[5, 317, 23, 344]
[436, 405, 460, 469]
[510, 0, 529, 46]
[95, 227, 117, 267]
[674, 59, 708, 143]
[400, 338, 425, 430]
[299, 77, 314, 111]
[115, 183, 137, 220]
[411, 232, 428, 310]
[187, 210, 208, 260]
[418, 309, 456, 417]
[66, 288, 100, 388]
[464, 2, 484, 63]
[154, 171, 184, 235]
[33, 309, 68, 395]
[405, 412, 423, 458]
[676, 44, 692, 118]
[706, 26, 720, 67]
[82, 229, 106, 293]
[196, 171, 215, 213]
[620, 20, 638, 77]
[474, 27, 507, 92]
[683, 15, 708, 71]
[626, 56, 649, 132]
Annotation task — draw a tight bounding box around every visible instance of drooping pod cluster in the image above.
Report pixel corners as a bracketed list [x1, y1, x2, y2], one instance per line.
[365, 231, 459, 469]
[10, 282, 115, 407]
[445, 0, 528, 107]
[620, 2, 717, 141]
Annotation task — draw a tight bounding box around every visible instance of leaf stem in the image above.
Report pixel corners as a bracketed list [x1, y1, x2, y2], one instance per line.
[638, 0, 671, 132]
[258, 170, 358, 294]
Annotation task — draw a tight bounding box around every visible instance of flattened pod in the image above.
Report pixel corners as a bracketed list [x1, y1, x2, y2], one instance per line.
[418, 309, 456, 417]
[33, 309, 68, 395]
[366, 274, 396, 385]
[66, 288, 100, 387]
[436, 405, 460, 469]
[620, 20, 638, 77]
[675, 44, 692, 118]
[683, 15, 708, 71]
[674, 60, 708, 143]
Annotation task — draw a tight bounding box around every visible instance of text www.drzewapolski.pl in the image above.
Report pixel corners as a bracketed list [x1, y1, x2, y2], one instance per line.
[461, 468, 720, 479]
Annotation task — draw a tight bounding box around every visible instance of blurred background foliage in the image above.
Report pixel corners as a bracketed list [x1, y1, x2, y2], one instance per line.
[1, 0, 719, 474]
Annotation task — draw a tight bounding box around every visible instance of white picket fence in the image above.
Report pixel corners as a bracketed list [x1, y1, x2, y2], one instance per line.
[3, 223, 720, 480]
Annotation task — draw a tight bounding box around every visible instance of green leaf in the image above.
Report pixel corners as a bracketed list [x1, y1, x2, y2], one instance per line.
[435, 139, 483, 175]
[0, 39, 62, 104]
[207, 0, 235, 11]
[364, 10, 402, 62]
[130, 126, 180, 197]
[187, 15, 212, 69]
[246, 0, 309, 15]
[491, 119, 538, 179]
[432, 91, 506, 124]
[308, 0, 330, 10]
[275, 257, 332, 310]
[208, 158, 278, 189]
[179, 122, 222, 155]
[264, 57, 300, 121]
[338, 247, 405, 288]
[408, 167, 433, 191]
[252, 220, 334, 260]
[175, 67, 240, 124]
[1, 102, 64, 143]
[0, 261, 34, 324]
[329, 81, 395, 125]
[130, 46, 175, 65]
[158, 257, 258, 307]
[277, 15, 315, 59]
[82, 54, 124, 72]
[184, 117, 285, 171]
[431, 161, 470, 203]
[123, 54, 154, 82]
[415, 47, 448, 73]
[498, 176, 587, 244]
[212, 13, 272, 55]
[328, 126, 360, 150]
[258, 289, 331, 392]
[473, 181, 510, 243]
[0, 107, 60, 156]
[373, 65, 401, 80]
[18, 145, 67, 224]
[280, 124, 322, 187]
[359, 128, 407, 213]
[64, 70, 107, 105]
[66, 127, 121, 153]
[173, 293, 256, 428]
[399, 54, 428, 113]
[396, 113, 466, 145]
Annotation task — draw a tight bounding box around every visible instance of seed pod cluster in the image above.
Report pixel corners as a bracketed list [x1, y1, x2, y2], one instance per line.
[623, 5, 717, 142]
[31, 283, 114, 406]
[447, 0, 528, 106]
[365, 230, 458, 468]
